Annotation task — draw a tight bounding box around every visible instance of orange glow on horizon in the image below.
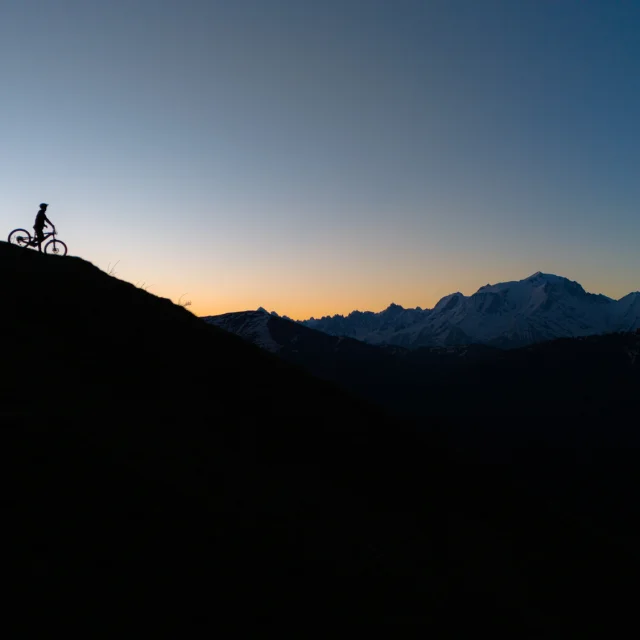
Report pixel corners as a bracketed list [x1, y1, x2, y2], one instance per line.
[167, 263, 640, 322]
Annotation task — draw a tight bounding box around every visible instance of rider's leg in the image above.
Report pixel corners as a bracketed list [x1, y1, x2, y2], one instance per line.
[34, 227, 44, 251]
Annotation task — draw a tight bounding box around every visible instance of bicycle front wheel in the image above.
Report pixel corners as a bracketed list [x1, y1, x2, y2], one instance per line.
[44, 239, 68, 256]
[8, 228, 33, 248]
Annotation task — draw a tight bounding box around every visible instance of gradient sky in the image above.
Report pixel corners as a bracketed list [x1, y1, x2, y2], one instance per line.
[2, 0, 639, 319]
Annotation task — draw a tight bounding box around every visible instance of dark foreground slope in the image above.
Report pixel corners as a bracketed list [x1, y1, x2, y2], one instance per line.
[2, 243, 639, 634]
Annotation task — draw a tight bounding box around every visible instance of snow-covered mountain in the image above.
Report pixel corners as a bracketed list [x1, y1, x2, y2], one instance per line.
[203, 309, 282, 352]
[202, 307, 397, 358]
[202, 306, 640, 419]
[300, 272, 640, 349]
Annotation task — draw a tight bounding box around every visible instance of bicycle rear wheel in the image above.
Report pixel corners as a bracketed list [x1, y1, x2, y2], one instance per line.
[44, 239, 68, 256]
[8, 228, 33, 248]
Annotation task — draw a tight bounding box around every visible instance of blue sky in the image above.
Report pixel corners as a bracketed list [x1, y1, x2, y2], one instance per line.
[1, 0, 638, 318]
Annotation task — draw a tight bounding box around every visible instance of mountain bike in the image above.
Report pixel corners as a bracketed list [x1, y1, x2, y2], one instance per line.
[8, 227, 68, 256]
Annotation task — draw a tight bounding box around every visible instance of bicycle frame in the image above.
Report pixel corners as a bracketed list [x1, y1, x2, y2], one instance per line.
[32, 229, 56, 245]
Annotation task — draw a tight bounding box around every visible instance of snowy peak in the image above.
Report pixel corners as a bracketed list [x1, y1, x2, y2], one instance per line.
[434, 292, 463, 313]
[526, 271, 563, 283]
[618, 291, 640, 304]
[614, 292, 640, 331]
[478, 272, 588, 299]
[300, 272, 640, 349]
[383, 303, 404, 313]
[203, 310, 281, 352]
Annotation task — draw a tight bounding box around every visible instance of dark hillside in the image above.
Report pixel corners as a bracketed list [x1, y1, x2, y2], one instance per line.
[1, 242, 638, 633]
[0, 244, 382, 424]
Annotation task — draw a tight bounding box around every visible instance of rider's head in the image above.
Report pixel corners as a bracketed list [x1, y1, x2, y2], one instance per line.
[40, 203, 48, 210]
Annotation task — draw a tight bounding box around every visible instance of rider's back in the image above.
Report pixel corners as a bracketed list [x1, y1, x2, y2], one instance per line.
[35, 210, 47, 228]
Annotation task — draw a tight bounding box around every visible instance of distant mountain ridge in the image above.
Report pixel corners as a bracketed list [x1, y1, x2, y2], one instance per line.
[299, 272, 640, 348]
[202, 307, 640, 419]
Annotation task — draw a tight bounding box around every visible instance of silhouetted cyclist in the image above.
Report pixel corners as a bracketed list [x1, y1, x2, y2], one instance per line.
[34, 203, 55, 252]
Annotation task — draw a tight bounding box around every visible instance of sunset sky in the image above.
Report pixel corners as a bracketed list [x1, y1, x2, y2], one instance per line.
[2, 0, 638, 319]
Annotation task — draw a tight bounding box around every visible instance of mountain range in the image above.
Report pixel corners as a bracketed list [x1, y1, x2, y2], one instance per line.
[299, 272, 640, 348]
[204, 308, 640, 418]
